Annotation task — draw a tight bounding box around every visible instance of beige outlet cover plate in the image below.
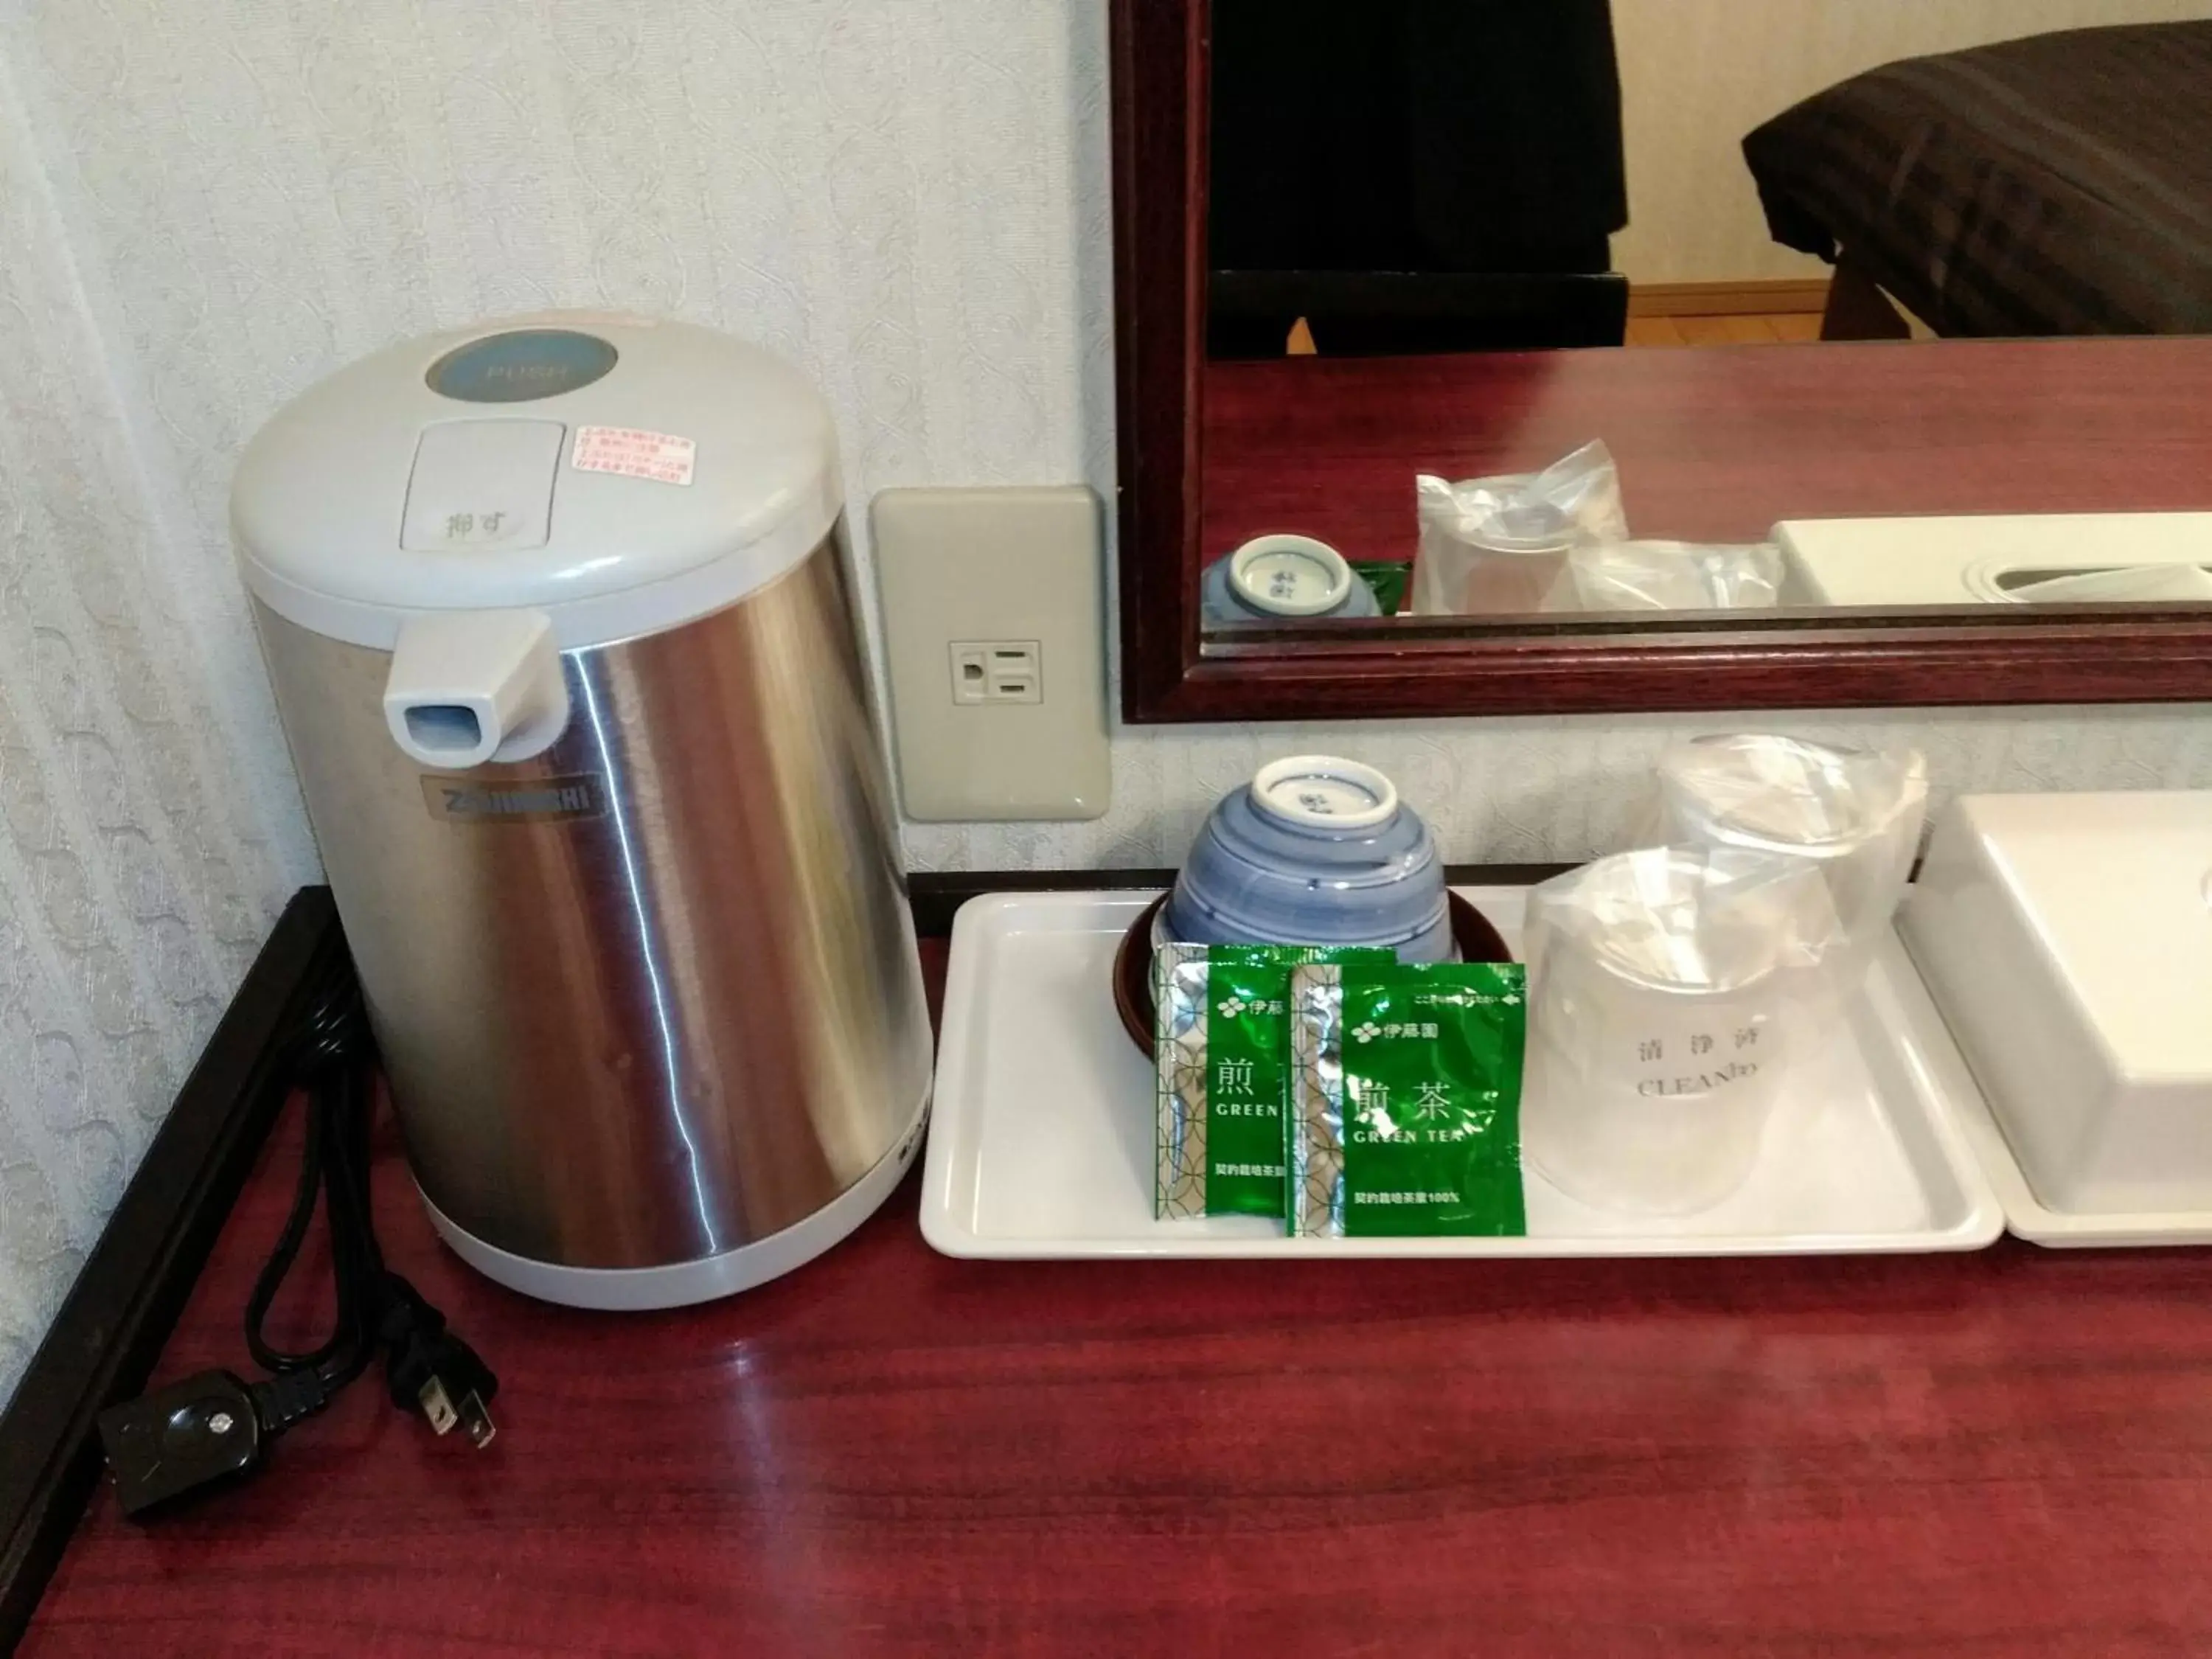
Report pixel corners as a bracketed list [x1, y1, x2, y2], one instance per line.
[871, 487, 1110, 821]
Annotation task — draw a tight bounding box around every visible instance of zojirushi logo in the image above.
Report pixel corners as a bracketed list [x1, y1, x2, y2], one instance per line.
[422, 773, 605, 824]
[442, 783, 592, 815]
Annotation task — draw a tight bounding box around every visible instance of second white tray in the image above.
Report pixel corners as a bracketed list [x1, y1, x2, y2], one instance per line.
[919, 888, 2004, 1259]
[1927, 994, 2212, 1248]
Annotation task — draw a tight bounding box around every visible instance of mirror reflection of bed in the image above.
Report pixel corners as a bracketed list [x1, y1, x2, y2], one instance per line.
[1198, 1, 2212, 628]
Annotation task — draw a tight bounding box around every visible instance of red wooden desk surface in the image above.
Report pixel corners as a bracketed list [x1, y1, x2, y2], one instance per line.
[27, 933, 2212, 1657]
[1201, 338, 2212, 565]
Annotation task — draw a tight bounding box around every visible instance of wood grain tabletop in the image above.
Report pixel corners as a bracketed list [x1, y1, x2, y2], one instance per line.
[25, 934, 2212, 1657]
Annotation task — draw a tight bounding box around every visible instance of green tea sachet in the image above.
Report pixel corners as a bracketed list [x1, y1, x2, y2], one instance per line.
[1289, 960, 1529, 1238]
[1153, 942, 1391, 1220]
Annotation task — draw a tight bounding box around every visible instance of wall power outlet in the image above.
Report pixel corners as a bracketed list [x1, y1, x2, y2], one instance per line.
[950, 640, 1043, 704]
[870, 487, 1110, 821]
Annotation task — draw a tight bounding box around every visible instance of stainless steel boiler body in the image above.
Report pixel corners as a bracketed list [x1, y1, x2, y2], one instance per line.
[257, 539, 932, 1295]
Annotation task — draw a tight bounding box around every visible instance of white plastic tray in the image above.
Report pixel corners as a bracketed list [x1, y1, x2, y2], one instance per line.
[1895, 797, 2212, 1250]
[920, 888, 2004, 1259]
[1935, 1028, 2212, 1248]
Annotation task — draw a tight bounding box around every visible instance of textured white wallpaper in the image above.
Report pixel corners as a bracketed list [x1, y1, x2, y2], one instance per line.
[5, 0, 1119, 891]
[902, 705, 2212, 872]
[0, 0, 2209, 1405]
[0, 42, 289, 1397]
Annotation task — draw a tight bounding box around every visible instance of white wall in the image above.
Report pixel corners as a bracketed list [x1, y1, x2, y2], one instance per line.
[0, 0, 2210, 1401]
[0, 42, 290, 1394]
[1611, 0, 2212, 284]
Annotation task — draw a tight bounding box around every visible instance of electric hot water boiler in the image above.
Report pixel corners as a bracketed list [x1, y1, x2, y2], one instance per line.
[233, 316, 933, 1308]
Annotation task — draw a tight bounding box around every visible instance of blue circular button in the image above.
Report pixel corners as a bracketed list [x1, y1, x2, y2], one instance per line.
[426, 330, 618, 403]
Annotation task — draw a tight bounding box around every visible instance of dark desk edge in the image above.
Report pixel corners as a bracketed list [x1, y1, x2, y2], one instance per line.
[0, 888, 350, 1649]
[0, 866, 1573, 1644]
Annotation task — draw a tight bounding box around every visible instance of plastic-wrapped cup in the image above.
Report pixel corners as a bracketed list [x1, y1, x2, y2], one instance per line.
[1520, 849, 1837, 1214]
[1652, 734, 1927, 959]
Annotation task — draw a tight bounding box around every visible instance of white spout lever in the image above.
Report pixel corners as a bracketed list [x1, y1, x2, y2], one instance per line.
[383, 608, 569, 770]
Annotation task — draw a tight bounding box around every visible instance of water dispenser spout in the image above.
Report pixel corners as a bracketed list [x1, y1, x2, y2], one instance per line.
[382, 608, 568, 769]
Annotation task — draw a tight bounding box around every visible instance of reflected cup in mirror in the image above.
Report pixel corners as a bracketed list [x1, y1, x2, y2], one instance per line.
[1200, 534, 1382, 625]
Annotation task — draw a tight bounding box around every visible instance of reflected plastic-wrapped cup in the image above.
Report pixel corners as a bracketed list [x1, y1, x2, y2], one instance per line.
[1416, 497, 1577, 616]
[1568, 540, 1783, 613]
[1411, 442, 1628, 618]
[1652, 734, 1928, 965]
[1522, 848, 1841, 1214]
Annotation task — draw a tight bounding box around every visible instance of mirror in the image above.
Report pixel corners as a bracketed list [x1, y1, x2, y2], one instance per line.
[1175, 1, 2212, 647]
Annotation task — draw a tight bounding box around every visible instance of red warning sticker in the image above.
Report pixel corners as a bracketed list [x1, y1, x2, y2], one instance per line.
[571, 425, 696, 486]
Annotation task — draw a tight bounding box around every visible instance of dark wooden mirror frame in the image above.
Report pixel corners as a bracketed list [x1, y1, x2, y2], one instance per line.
[1109, 0, 2212, 725]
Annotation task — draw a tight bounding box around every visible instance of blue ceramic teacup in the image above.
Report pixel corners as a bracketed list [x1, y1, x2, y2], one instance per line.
[1161, 755, 1453, 962]
[1200, 535, 1382, 626]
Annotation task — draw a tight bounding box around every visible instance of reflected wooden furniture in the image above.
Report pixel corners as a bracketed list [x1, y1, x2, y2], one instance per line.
[27, 912, 2212, 1658]
[1200, 337, 2212, 571]
[1820, 257, 1915, 342]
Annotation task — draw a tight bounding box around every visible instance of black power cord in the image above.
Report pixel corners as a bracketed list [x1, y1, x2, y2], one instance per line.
[97, 970, 499, 1518]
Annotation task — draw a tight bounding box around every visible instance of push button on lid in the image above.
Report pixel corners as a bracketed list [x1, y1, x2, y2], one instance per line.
[400, 421, 564, 552]
[426, 329, 617, 403]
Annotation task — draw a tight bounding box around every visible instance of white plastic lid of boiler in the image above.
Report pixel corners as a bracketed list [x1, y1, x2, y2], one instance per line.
[231, 313, 842, 650]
